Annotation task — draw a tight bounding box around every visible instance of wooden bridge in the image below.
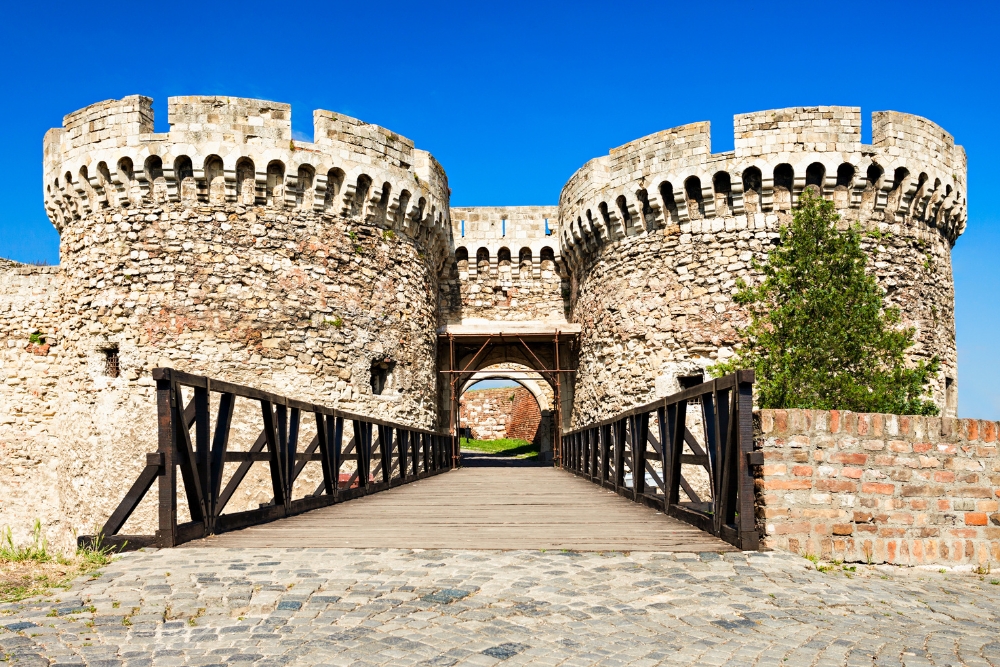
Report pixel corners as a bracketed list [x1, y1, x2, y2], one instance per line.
[96, 369, 757, 553]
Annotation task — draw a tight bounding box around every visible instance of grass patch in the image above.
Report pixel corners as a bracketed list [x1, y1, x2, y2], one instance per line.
[0, 522, 116, 603]
[460, 438, 539, 459]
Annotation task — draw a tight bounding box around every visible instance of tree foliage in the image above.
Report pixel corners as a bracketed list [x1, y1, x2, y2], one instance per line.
[710, 192, 939, 415]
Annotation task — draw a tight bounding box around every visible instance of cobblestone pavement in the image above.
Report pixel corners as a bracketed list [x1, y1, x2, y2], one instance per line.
[2, 549, 1000, 666]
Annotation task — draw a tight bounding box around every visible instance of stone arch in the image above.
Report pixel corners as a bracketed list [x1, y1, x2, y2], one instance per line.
[460, 373, 551, 413]
[684, 176, 704, 218]
[886, 166, 910, 217]
[297, 164, 315, 209]
[396, 189, 412, 230]
[805, 162, 825, 197]
[236, 157, 255, 204]
[456, 362, 556, 458]
[615, 194, 633, 233]
[266, 160, 285, 205]
[773, 164, 794, 211]
[518, 247, 533, 275]
[834, 163, 855, 208]
[658, 181, 679, 224]
[497, 247, 512, 278]
[174, 155, 195, 202]
[712, 171, 732, 215]
[351, 173, 372, 218]
[144, 155, 165, 202]
[325, 167, 345, 209]
[204, 155, 225, 204]
[476, 247, 490, 277]
[455, 246, 469, 274]
[742, 167, 762, 214]
[861, 163, 884, 213]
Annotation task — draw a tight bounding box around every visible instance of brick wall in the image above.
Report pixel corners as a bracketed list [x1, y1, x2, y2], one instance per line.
[507, 390, 542, 442]
[756, 409, 1000, 566]
[460, 387, 542, 443]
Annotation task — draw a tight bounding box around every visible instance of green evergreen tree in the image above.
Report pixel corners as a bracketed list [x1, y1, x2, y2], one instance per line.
[711, 191, 940, 415]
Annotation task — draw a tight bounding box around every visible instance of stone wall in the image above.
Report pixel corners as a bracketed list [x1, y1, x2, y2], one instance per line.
[439, 207, 568, 324]
[560, 107, 966, 427]
[756, 409, 999, 566]
[0, 264, 64, 541]
[0, 95, 451, 549]
[460, 386, 542, 443]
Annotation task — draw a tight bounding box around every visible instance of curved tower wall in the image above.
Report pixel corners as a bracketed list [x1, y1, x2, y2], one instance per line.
[20, 96, 449, 543]
[559, 107, 967, 425]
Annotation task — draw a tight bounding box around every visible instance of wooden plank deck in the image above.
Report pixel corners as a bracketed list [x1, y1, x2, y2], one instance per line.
[186, 466, 735, 551]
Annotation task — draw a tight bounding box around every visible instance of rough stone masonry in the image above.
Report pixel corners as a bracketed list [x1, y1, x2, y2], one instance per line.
[0, 96, 973, 562]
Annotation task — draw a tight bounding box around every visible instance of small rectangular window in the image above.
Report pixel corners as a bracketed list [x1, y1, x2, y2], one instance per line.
[502, 219, 506, 237]
[544, 218, 551, 236]
[104, 347, 120, 378]
[678, 374, 703, 389]
[461, 220, 465, 237]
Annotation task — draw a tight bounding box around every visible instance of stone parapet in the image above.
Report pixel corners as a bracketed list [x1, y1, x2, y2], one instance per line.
[440, 206, 567, 324]
[756, 408, 1000, 567]
[42, 96, 450, 262]
[558, 106, 967, 269]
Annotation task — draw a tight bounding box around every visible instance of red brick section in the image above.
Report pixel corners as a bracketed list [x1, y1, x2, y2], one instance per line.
[756, 409, 1000, 566]
[460, 387, 541, 443]
[507, 389, 542, 442]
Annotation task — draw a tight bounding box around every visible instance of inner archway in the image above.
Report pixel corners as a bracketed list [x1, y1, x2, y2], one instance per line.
[438, 326, 577, 467]
[457, 364, 555, 462]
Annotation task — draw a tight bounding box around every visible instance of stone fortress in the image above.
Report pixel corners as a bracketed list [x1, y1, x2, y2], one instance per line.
[1, 96, 967, 548]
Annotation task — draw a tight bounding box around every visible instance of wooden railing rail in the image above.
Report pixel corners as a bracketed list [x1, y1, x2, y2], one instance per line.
[560, 370, 759, 550]
[98, 368, 451, 547]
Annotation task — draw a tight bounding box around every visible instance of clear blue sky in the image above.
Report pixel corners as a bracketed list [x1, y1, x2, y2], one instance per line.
[3, 1, 997, 417]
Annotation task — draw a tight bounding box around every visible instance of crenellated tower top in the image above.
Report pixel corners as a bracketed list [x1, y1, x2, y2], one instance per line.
[558, 106, 967, 270]
[43, 95, 451, 259]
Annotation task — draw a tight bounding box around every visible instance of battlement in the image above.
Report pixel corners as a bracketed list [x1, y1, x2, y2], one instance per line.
[449, 206, 560, 281]
[167, 96, 291, 144]
[558, 106, 967, 268]
[42, 95, 451, 255]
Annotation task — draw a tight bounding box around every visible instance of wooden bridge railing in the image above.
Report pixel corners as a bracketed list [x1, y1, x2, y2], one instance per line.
[560, 371, 759, 550]
[99, 368, 451, 547]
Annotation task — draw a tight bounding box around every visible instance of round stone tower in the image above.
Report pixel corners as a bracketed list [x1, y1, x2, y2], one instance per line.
[36, 96, 449, 536]
[44, 95, 449, 423]
[558, 107, 967, 425]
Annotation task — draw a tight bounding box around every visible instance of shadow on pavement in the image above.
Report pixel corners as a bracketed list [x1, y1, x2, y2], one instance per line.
[459, 449, 550, 468]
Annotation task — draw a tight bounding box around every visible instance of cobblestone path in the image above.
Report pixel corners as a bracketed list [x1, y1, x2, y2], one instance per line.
[2, 549, 1000, 666]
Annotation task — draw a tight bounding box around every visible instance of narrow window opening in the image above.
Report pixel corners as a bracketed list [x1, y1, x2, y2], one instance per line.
[370, 359, 396, 395]
[544, 218, 551, 236]
[945, 377, 957, 411]
[104, 347, 120, 379]
[678, 373, 703, 390]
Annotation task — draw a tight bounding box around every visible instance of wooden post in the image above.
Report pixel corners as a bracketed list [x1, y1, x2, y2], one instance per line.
[736, 372, 759, 550]
[155, 371, 178, 547]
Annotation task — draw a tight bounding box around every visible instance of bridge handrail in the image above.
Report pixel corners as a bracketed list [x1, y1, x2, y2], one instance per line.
[95, 368, 452, 548]
[560, 370, 759, 550]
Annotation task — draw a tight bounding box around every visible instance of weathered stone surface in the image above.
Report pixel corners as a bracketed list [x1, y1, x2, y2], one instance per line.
[560, 106, 966, 426]
[756, 408, 1000, 565]
[3, 96, 450, 548]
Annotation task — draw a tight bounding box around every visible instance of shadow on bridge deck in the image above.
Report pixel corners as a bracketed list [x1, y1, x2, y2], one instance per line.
[185, 463, 735, 552]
